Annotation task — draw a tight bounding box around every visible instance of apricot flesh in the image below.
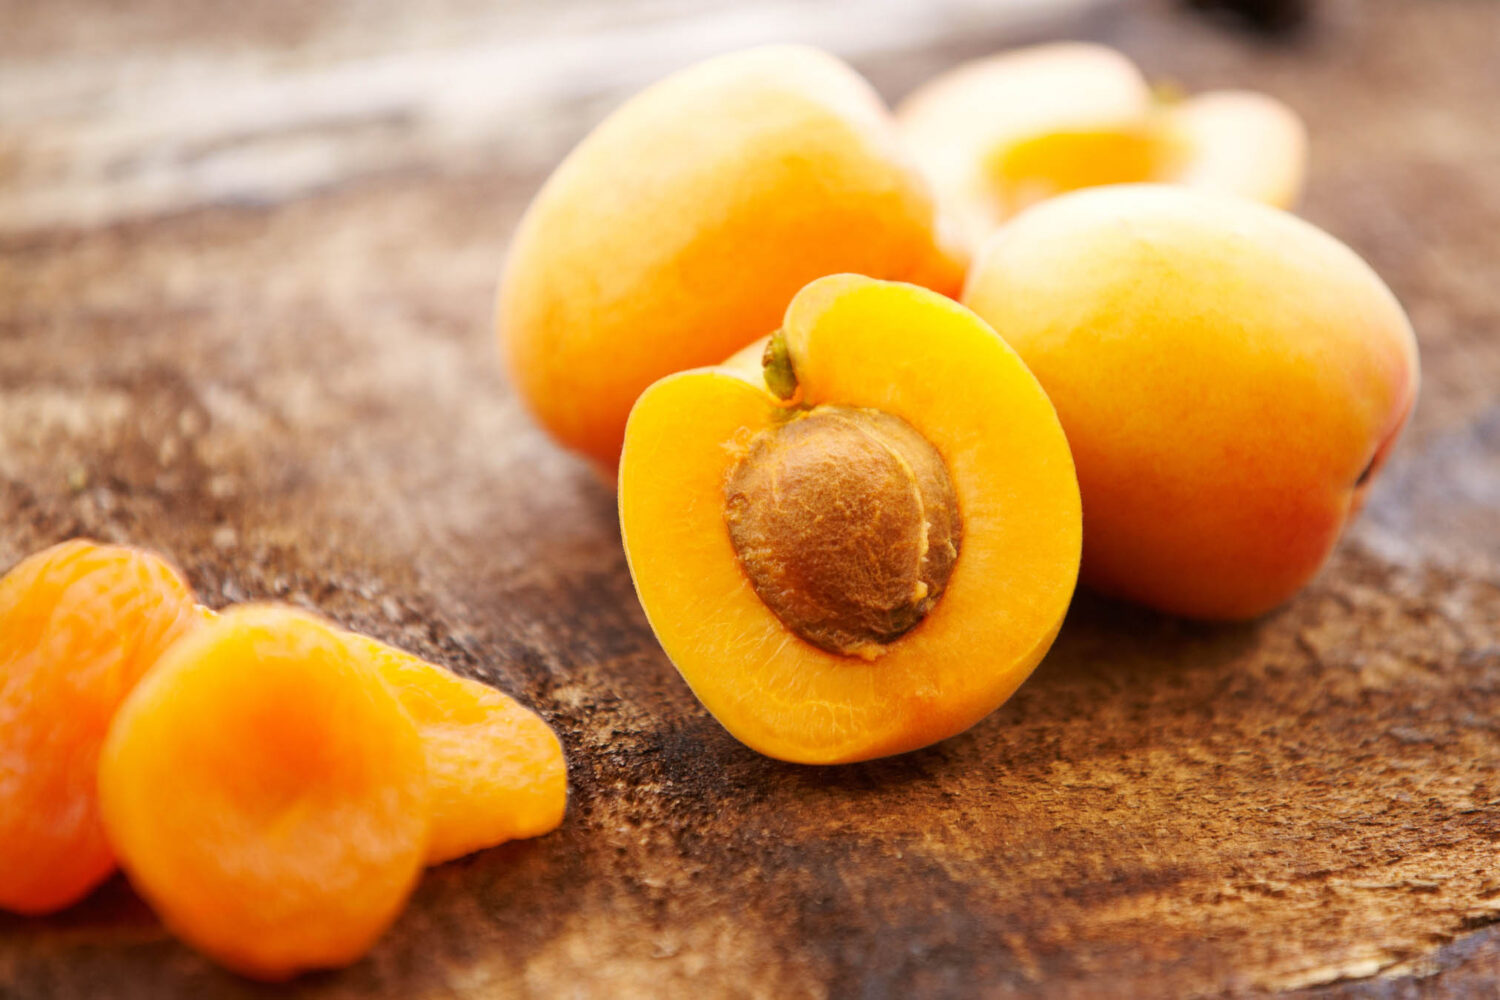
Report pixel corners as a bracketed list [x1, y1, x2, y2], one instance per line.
[0, 540, 199, 914]
[962, 185, 1418, 620]
[620, 274, 1081, 764]
[499, 45, 964, 471]
[351, 634, 567, 865]
[896, 43, 1307, 247]
[98, 605, 429, 981]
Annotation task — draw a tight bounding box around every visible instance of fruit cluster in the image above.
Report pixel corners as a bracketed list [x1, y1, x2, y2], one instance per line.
[5, 36, 1419, 984]
[0, 540, 566, 980]
[500, 45, 1417, 764]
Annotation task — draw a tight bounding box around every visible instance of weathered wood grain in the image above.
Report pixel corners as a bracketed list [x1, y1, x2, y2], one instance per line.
[2, 0, 1500, 996]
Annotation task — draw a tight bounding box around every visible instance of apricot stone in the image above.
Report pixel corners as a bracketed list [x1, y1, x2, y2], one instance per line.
[620, 275, 1080, 764]
[499, 45, 965, 471]
[962, 185, 1419, 620]
[896, 43, 1306, 248]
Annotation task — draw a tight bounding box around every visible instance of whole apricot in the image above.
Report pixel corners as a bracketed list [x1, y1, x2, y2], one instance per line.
[499, 45, 965, 471]
[896, 43, 1306, 248]
[620, 275, 1080, 764]
[0, 539, 198, 914]
[962, 185, 1418, 620]
[98, 605, 429, 980]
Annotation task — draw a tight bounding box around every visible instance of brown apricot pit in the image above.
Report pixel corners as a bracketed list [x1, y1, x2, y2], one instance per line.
[724, 369, 962, 660]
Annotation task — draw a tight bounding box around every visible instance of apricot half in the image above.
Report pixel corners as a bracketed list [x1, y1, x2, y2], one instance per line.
[352, 634, 567, 865]
[962, 185, 1419, 620]
[619, 275, 1081, 764]
[499, 45, 964, 471]
[896, 43, 1306, 248]
[0, 539, 198, 915]
[98, 605, 429, 980]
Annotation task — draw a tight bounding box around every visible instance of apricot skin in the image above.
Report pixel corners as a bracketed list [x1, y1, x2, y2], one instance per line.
[0, 540, 198, 915]
[896, 43, 1306, 247]
[98, 605, 429, 981]
[962, 185, 1418, 620]
[499, 45, 964, 470]
[351, 634, 568, 865]
[620, 275, 1080, 764]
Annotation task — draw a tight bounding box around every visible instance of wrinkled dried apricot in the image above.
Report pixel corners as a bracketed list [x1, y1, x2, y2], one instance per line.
[0, 539, 198, 914]
[98, 605, 429, 981]
[348, 635, 567, 864]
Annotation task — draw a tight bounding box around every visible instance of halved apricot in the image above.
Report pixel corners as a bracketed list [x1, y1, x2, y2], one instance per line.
[98, 605, 428, 980]
[0, 539, 199, 914]
[350, 634, 567, 865]
[619, 275, 1081, 764]
[896, 43, 1306, 247]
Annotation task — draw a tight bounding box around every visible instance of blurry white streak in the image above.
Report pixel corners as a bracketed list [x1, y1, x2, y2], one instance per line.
[0, 0, 1101, 233]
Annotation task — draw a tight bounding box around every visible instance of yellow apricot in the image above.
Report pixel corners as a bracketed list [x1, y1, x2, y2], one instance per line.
[99, 605, 429, 981]
[499, 45, 965, 471]
[962, 185, 1418, 620]
[350, 634, 567, 865]
[896, 43, 1306, 247]
[620, 275, 1080, 764]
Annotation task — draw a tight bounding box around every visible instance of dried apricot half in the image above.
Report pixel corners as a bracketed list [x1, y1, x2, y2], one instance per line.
[98, 605, 429, 980]
[0, 539, 198, 914]
[619, 274, 1081, 763]
[350, 634, 567, 865]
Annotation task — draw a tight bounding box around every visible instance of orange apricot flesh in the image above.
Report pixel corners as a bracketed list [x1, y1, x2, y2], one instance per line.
[98, 605, 429, 981]
[962, 185, 1418, 620]
[0, 539, 199, 915]
[896, 42, 1306, 247]
[499, 45, 965, 471]
[350, 634, 567, 865]
[620, 274, 1081, 764]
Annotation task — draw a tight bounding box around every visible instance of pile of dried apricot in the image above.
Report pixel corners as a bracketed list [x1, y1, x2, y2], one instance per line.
[498, 44, 1417, 763]
[0, 539, 566, 979]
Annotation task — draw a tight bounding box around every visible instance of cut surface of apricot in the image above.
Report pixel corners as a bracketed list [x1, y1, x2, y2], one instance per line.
[499, 44, 964, 471]
[351, 634, 567, 865]
[896, 42, 1306, 247]
[98, 605, 428, 981]
[962, 185, 1418, 620]
[619, 275, 1081, 764]
[0, 539, 198, 915]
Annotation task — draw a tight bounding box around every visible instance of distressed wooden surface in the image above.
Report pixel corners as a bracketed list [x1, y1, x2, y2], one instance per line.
[3, 0, 1500, 997]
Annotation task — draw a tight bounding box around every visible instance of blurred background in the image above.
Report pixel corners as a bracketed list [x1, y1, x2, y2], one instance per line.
[2, 0, 1322, 235]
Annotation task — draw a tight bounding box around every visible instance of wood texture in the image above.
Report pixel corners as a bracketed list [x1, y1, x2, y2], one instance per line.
[3, 0, 1500, 996]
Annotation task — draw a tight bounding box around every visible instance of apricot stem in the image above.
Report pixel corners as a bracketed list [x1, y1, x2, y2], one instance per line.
[762, 330, 799, 401]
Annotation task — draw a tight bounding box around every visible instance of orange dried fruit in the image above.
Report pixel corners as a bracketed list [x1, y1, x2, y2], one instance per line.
[351, 635, 568, 865]
[98, 605, 429, 981]
[0, 539, 198, 914]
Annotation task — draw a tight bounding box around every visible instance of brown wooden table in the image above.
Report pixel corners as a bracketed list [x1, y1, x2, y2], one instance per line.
[3, 1, 1499, 996]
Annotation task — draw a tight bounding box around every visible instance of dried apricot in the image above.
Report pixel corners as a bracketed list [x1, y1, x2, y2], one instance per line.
[351, 634, 567, 864]
[98, 605, 429, 980]
[0, 539, 198, 914]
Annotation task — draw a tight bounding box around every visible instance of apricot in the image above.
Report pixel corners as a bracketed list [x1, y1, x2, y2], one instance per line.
[499, 45, 965, 471]
[350, 634, 567, 865]
[98, 605, 428, 980]
[0, 539, 198, 914]
[962, 185, 1418, 620]
[619, 274, 1081, 764]
[896, 43, 1306, 247]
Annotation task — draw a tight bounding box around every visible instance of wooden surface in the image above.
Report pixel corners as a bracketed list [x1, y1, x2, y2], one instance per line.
[3, 0, 1500, 996]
